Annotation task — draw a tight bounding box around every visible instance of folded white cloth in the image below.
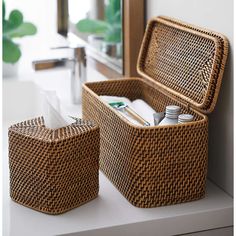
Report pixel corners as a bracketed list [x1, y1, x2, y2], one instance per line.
[100, 96, 156, 126]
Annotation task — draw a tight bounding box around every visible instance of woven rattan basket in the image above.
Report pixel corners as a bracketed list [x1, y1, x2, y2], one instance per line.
[9, 117, 100, 214]
[82, 16, 228, 208]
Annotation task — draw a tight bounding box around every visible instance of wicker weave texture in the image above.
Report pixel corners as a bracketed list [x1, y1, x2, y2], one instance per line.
[82, 78, 208, 208]
[9, 117, 100, 214]
[82, 16, 227, 208]
[137, 17, 228, 113]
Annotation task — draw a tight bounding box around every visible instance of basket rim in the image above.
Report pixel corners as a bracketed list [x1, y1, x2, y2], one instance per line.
[83, 78, 207, 131]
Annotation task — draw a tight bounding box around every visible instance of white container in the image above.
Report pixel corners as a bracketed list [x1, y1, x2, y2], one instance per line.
[159, 105, 181, 126]
[178, 114, 194, 124]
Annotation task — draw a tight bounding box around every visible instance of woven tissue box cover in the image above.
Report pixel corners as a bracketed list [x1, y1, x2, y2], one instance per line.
[8, 117, 100, 214]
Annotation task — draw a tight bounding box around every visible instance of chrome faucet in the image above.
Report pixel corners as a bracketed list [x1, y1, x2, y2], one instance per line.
[32, 46, 86, 104]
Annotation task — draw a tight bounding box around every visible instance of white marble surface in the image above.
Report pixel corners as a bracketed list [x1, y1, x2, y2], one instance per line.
[2, 70, 233, 236]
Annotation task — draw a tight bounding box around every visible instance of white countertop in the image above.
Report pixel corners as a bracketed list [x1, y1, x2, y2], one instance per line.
[2, 69, 233, 236]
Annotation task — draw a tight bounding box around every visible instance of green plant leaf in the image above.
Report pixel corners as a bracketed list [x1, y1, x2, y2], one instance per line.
[105, 0, 121, 24]
[105, 4, 113, 24]
[113, 11, 121, 23]
[76, 0, 121, 43]
[4, 22, 37, 38]
[104, 23, 121, 43]
[3, 38, 21, 63]
[105, 30, 121, 43]
[8, 10, 23, 29]
[2, 0, 5, 20]
[3, 19, 9, 32]
[112, 0, 121, 13]
[76, 19, 110, 34]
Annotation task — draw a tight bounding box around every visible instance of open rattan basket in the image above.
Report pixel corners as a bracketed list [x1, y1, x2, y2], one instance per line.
[8, 117, 100, 214]
[82, 16, 228, 208]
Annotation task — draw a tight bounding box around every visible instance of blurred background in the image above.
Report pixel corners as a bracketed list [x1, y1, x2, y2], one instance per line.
[2, 0, 124, 78]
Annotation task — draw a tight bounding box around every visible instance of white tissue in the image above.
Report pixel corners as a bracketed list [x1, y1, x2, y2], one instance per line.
[41, 90, 70, 129]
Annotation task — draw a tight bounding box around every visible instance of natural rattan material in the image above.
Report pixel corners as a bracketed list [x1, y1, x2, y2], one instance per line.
[137, 17, 228, 114]
[82, 16, 228, 208]
[83, 78, 208, 207]
[9, 117, 100, 214]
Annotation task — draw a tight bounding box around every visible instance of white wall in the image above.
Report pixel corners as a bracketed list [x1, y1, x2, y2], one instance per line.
[146, 0, 233, 196]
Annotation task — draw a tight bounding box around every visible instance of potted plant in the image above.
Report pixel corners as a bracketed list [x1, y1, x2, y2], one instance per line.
[2, 0, 37, 77]
[76, 0, 122, 58]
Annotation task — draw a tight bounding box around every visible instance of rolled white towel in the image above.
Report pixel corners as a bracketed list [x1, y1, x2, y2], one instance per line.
[132, 99, 156, 126]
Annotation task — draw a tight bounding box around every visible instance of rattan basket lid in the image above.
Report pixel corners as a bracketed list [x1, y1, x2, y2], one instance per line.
[137, 16, 228, 114]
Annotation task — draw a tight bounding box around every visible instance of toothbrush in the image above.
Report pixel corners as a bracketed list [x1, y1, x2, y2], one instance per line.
[109, 102, 150, 126]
